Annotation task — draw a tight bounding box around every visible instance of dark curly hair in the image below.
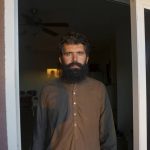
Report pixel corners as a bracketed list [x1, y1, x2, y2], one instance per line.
[58, 32, 91, 56]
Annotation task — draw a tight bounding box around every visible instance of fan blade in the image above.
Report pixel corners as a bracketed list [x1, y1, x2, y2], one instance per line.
[106, 0, 129, 5]
[21, 12, 42, 26]
[40, 22, 69, 27]
[21, 13, 35, 25]
[42, 27, 58, 36]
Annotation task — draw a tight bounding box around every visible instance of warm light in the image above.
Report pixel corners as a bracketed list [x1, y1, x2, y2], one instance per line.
[47, 68, 60, 78]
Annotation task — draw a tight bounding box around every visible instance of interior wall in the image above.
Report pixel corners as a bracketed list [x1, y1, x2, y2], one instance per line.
[116, 21, 133, 138]
[20, 70, 47, 94]
[19, 50, 59, 94]
[0, 0, 8, 149]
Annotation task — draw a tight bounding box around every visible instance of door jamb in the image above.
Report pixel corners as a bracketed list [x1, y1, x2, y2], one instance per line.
[5, 0, 21, 149]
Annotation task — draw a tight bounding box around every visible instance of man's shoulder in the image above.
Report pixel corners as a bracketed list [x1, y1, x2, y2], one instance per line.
[42, 78, 63, 91]
[47, 78, 61, 85]
[86, 77, 105, 88]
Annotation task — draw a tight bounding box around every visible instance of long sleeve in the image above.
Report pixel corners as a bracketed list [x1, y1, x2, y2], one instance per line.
[32, 89, 49, 150]
[99, 90, 117, 150]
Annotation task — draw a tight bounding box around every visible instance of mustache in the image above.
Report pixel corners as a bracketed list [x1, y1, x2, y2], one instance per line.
[66, 62, 83, 68]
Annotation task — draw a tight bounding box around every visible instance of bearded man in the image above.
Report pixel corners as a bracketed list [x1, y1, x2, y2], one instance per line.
[32, 32, 117, 150]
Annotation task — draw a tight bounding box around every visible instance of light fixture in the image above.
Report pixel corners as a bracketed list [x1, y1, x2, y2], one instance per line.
[47, 68, 60, 78]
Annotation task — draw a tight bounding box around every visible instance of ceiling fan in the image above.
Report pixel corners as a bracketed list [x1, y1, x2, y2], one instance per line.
[20, 8, 69, 36]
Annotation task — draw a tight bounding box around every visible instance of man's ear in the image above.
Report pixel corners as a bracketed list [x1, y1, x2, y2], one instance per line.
[59, 57, 62, 64]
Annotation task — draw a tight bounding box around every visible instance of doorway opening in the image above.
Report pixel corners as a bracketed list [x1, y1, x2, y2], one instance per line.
[18, 0, 132, 149]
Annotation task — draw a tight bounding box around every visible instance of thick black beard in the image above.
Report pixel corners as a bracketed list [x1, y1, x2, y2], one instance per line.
[60, 62, 88, 83]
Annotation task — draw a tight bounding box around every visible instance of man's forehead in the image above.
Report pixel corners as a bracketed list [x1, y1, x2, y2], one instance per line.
[63, 43, 85, 51]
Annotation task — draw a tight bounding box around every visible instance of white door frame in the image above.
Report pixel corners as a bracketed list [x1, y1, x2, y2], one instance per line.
[130, 0, 150, 150]
[5, 0, 21, 149]
[4, 0, 149, 150]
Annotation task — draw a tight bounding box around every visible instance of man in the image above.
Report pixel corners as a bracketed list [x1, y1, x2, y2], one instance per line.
[32, 32, 117, 150]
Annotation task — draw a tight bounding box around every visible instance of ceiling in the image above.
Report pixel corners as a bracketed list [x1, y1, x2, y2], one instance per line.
[18, 0, 130, 52]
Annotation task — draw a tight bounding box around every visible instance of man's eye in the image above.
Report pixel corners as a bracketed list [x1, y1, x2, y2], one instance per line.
[77, 52, 85, 56]
[63, 52, 71, 56]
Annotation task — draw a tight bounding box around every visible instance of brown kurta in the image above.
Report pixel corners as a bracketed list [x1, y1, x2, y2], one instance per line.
[32, 77, 117, 150]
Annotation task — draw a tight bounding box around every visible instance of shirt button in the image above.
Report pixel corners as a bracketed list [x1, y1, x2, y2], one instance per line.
[73, 102, 76, 105]
[74, 113, 77, 116]
[74, 123, 77, 127]
[73, 92, 76, 95]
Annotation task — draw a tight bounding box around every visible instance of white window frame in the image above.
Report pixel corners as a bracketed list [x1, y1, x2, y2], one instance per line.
[4, 0, 150, 149]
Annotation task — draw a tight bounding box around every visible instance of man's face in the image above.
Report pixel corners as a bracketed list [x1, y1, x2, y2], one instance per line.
[59, 43, 89, 83]
[59, 43, 89, 67]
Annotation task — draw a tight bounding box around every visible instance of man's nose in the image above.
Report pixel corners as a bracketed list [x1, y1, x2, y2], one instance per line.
[72, 53, 77, 61]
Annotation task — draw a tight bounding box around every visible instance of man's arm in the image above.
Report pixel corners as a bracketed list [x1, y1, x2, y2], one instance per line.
[32, 89, 48, 150]
[99, 90, 117, 150]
